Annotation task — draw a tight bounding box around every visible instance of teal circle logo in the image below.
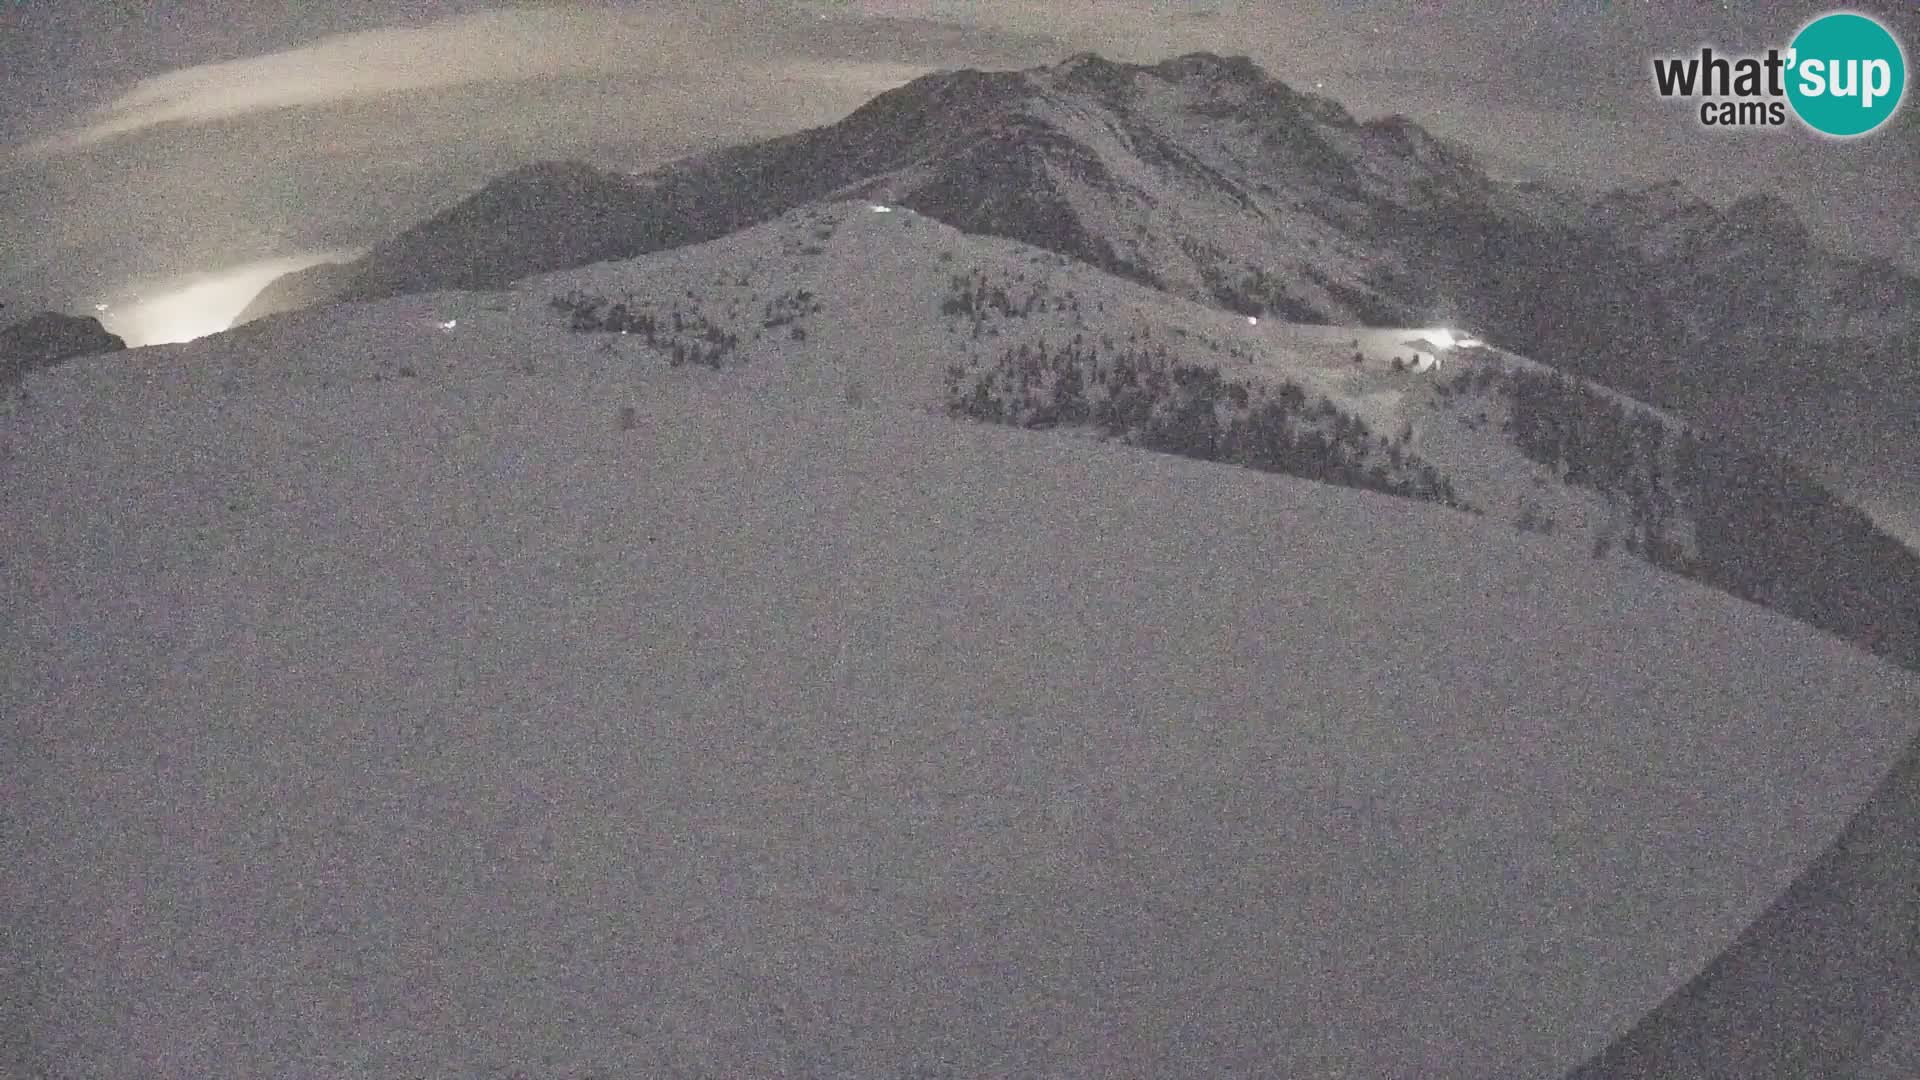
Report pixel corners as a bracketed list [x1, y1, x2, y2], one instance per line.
[1786, 12, 1906, 136]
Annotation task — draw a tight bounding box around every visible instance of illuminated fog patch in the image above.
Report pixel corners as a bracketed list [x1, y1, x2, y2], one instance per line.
[102, 253, 355, 346]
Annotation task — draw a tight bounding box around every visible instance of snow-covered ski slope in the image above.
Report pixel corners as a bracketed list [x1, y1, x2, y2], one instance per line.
[331, 201, 1700, 559]
[1566, 692, 1920, 1079]
[7, 202, 1918, 1078]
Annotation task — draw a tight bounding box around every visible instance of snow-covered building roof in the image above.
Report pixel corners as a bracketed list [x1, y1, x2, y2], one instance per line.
[1405, 327, 1490, 352]
[1398, 338, 1443, 373]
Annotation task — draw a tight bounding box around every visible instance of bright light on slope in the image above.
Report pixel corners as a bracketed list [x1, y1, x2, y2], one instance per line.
[102, 252, 356, 346]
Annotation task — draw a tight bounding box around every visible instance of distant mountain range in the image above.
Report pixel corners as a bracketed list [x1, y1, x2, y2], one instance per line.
[232, 50, 1919, 480]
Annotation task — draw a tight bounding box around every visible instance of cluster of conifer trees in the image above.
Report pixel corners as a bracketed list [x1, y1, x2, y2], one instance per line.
[945, 334, 1470, 510]
[549, 291, 742, 368]
[1485, 363, 1920, 668]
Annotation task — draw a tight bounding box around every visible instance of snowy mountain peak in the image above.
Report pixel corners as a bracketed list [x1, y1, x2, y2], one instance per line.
[1040, 50, 1353, 129]
[1151, 50, 1271, 86]
[224, 50, 1917, 479]
[228, 50, 1496, 326]
[1047, 51, 1138, 95]
[839, 64, 1033, 138]
[1040, 49, 1273, 92]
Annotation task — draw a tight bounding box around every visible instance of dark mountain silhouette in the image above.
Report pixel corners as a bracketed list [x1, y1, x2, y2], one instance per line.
[1, 308, 126, 386]
[230, 260, 360, 326]
[234, 51, 1514, 325]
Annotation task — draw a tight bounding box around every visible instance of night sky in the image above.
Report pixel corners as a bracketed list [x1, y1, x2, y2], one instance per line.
[3, 0, 1914, 320]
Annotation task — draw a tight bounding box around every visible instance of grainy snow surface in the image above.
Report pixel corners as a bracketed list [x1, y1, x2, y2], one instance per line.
[7, 209, 1918, 1079]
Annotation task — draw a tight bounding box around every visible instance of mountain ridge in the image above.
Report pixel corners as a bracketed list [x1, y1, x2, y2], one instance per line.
[207, 195, 1920, 681]
[228, 51, 1918, 480]
[15, 188, 1919, 1080]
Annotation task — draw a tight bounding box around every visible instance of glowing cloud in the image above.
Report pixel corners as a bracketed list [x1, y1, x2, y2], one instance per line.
[103, 253, 356, 347]
[24, 9, 652, 154]
[19, 6, 957, 159]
